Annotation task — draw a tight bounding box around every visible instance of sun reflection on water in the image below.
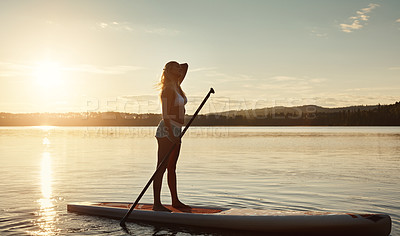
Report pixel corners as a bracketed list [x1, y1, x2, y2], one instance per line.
[41, 152, 52, 201]
[42, 137, 50, 145]
[31, 152, 57, 235]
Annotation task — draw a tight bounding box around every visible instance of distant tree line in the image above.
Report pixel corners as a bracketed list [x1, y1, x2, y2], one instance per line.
[0, 112, 162, 126]
[311, 102, 400, 126]
[192, 102, 400, 126]
[0, 102, 399, 126]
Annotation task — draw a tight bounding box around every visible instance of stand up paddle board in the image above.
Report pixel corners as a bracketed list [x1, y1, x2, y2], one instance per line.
[67, 202, 391, 235]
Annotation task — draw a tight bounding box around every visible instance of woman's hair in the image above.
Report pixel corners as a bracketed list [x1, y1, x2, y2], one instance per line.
[157, 61, 185, 97]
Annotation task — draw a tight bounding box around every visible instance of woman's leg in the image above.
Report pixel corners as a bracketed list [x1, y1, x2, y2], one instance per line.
[167, 143, 190, 208]
[153, 137, 173, 211]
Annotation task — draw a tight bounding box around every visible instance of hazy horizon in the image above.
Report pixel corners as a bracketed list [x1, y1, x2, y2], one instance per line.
[1, 0, 399, 114]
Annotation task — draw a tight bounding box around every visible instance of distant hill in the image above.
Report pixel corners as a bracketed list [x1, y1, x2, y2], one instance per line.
[211, 104, 379, 119]
[192, 102, 400, 126]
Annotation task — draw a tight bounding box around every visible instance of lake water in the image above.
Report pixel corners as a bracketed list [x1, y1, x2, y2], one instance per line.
[0, 126, 399, 235]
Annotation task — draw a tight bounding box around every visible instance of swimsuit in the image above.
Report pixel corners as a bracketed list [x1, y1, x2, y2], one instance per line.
[155, 89, 187, 142]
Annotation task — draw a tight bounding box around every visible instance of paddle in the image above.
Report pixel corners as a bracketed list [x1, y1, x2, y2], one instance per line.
[120, 88, 215, 227]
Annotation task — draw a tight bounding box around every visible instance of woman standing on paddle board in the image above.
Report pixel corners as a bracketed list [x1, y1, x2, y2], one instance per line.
[153, 61, 191, 212]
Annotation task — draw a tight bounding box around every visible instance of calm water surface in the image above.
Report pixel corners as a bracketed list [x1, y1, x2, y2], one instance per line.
[0, 126, 399, 235]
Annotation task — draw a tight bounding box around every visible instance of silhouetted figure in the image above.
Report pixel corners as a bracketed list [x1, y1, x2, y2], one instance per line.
[153, 61, 191, 212]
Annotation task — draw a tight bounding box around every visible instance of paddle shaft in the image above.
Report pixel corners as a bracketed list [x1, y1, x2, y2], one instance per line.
[120, 88, 215, 226]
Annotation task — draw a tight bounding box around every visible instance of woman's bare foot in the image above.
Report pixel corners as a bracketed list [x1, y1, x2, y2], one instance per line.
[172, 201, 191, 209]
[152, 204, 172, 212]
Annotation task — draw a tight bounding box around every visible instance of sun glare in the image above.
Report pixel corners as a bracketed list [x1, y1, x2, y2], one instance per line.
[34, 151, 57, 235]
[34, 61, 62, 88]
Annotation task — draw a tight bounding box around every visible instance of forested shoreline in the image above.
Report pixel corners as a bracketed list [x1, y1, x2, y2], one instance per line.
[1, 102, 399, 126]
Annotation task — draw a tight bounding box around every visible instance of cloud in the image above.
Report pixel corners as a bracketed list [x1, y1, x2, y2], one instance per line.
[97, 21, 133, 32]
[202, 70, 254, 84]
[311, 94, 399, 108]
[96, 21, 180, 35]
[340, 3, 380, 33]
[193, 68, 328, 99]
[344, 87, 400, 92]
[0, 62, 33, 77]
[190, 67, 218, 73]
[309, 27, 328, 38]
[312, 32, 328, 38]
[269, 76, 326, 84]
[118, 95, 158, 101]
[230, 75, 328, 99]
[144, 27, 180, 36]
[396, 18, 400, 23]
[0, 61, 143, 78]
[270, 76, 301, 82]
[65, 64, 143, 75]
[340, 20, 363, 33]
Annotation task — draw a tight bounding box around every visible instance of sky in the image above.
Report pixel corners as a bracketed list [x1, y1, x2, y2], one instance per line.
[0, 0, 399, 114]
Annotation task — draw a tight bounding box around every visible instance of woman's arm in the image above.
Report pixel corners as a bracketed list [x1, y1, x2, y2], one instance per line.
[178, 63, 188, 85]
